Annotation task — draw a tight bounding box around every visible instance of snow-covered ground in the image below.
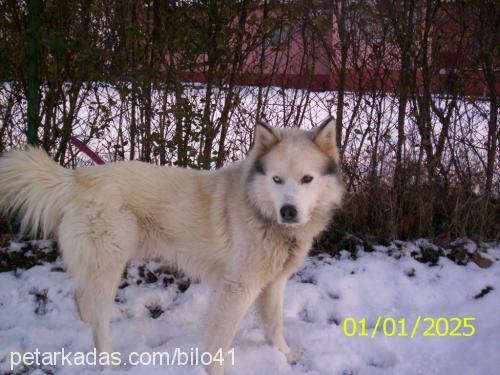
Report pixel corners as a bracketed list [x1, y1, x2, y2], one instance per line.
[0, 239, 499, 375]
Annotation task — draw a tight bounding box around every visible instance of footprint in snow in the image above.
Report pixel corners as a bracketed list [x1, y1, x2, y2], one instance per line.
[361, 345, 398, 369]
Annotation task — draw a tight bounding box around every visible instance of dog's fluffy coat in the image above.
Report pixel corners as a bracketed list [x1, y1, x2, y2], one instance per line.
[0, 118, 343, 374]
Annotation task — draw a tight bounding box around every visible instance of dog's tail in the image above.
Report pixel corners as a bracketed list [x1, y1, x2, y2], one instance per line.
[0, 147, 76, 238]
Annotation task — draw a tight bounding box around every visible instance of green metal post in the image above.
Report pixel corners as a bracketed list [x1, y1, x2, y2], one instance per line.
[26, 0, 40, 146]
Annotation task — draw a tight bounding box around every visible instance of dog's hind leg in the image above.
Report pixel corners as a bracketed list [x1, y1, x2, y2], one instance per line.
[87, 259, 128, 355]
[75, 287, 92, 324]
[59, 208, 138, 356]
[71, 261, 128, 355]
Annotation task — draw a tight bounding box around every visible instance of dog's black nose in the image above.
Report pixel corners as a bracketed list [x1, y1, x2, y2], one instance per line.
[280, 204, 298, 222]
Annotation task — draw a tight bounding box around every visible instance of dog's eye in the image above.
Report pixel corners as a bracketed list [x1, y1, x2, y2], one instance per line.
[301, 175, 314, 184]
[272, 176, 283, 184]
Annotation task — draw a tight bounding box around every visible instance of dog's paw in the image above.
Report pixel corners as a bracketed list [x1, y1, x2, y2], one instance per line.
[285, 347, 303, 364]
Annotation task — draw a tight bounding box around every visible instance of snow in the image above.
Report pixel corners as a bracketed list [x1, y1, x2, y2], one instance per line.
[0, 241, 499, 374]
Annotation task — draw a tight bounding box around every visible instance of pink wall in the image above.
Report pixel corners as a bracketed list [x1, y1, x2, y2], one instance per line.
[184, 3, 498, 96]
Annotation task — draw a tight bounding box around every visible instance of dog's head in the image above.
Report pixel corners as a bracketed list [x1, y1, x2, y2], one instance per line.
[247, 117, 343, 228]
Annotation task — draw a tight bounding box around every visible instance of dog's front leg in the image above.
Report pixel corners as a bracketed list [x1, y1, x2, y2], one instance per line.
[256, 275, 295, 361]
[205, 279, 260, 375]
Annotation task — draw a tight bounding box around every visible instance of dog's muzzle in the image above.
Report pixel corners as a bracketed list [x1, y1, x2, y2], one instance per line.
[280, 204, 298, 223]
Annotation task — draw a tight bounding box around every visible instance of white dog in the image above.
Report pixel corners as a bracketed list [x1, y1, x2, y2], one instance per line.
[0, 118, 343, 374]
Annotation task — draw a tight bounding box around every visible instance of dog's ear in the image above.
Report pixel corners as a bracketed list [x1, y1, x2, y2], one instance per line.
[253, 120, 279, 151]
[312, 116, 339, 163]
